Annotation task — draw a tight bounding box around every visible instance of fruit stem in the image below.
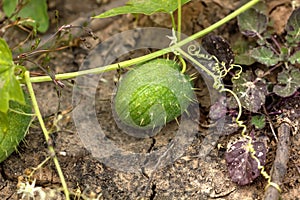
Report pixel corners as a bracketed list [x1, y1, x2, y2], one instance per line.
[24, 71, 70, 200]
[177, 0, 181, 41]
[170, 13, 176, 31]
[176, 48, 216, 78]
[179, 56, 186, 73]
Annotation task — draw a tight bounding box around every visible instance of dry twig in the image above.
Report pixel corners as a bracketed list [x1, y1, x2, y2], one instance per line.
[264, 121, 291, 200]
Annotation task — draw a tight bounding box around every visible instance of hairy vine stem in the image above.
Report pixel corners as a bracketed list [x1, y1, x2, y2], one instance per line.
[29, 0, 260, 83]
[177, 0, 181, 41]
[24, 71, 70, 200]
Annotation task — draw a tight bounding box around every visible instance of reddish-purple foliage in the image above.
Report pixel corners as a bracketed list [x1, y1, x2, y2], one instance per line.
[225, 137, 266, 185]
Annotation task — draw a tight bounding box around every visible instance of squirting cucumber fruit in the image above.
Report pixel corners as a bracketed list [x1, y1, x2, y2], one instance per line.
[0, 91, 32, 162]
[113, 59, 194, 130]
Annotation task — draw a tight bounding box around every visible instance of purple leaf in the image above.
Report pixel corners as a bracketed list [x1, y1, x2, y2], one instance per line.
[225, 137, 266, 185]
[209, 96, 227, 120]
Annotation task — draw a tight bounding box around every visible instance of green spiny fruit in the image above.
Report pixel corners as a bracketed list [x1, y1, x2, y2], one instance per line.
[0, 91, 32, 163]
[113, 59, 194, 130]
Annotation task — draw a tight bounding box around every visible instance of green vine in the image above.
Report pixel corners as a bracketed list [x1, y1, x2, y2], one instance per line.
[177, 0, 182, 41]
[28, 0, 260, 83]
[24, 71, 70, 200]
[12, 0, 284, 198]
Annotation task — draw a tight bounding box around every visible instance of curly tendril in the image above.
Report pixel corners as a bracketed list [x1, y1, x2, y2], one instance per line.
[176, 44, 281, 192]
[166, 29, 187, 73]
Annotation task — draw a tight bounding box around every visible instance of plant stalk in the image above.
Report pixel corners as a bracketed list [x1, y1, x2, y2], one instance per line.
[177, 0, 181, 41]
[25, 71, 70, 200]
[29, 0, 260, 83]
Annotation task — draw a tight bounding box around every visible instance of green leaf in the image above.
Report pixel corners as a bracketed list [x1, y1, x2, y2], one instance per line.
[250, 46, 280, 66]
[0, 40, 13, 74]
[279, 46, 289, 61]
[3, 0, 49, 33]
[285, 7, 300, 46]
[237, 7, 268, 37]
[251, 115, 266, 129]
[0, 112, 8, 133]
[235, 54, 256, 66]
[232, 70, 267, 112]
[232, 37, 256, 65]
[273, 68, 300, 97]
[289, 51, 300, 64]
[0, 38, 25, 113]
[93, 0, 190, 18]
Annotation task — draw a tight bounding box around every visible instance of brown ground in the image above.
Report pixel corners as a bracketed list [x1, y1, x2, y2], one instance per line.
[0, 0, 299, 199]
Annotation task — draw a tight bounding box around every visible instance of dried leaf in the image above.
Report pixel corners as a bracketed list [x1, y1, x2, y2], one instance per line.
[201, 35, 234, 67]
